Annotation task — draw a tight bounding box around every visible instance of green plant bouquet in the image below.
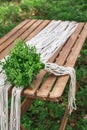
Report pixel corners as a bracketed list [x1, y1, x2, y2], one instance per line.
[1, 40, 44, 88]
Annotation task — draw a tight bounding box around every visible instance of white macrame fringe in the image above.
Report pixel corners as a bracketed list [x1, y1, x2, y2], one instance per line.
[45, 63, 77, 114]
[0, 20, 78, 130]
[26, 21, 77, 114]
[0, 73, 11, 130]
[10, 87, 23, 130]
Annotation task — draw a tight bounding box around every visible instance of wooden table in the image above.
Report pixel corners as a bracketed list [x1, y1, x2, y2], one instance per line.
[0, 19, 87, 130]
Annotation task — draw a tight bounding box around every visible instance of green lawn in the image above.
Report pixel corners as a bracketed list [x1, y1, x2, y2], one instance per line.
[0, 0, 87, 130]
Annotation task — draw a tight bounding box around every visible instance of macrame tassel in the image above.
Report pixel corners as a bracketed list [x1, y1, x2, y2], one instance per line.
[68, 68, 77, 114]
[45, 62, 77, 114]
[0, 73, 11, 130]
[10, 87, 23, 130]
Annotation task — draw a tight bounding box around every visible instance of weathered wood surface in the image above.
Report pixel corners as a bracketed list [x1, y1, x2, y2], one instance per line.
[0, 20, 87, 102]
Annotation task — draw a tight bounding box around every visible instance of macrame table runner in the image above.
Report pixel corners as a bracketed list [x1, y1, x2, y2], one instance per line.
[0, 20, 78, 130]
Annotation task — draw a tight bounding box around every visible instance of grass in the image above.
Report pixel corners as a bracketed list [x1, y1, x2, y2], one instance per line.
[0, 0, 87, 37]
[0, 0, 87, 130]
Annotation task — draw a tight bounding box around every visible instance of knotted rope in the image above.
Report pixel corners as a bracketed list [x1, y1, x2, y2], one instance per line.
[45, 63, 77, 114]
[0, 73, 11, 130]
[0, 20, 78, 130]
[26, 20, 78, 114]
[10, 87, 23, 130]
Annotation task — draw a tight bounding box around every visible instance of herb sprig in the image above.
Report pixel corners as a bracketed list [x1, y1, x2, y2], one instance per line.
[2, 40, 44, 88]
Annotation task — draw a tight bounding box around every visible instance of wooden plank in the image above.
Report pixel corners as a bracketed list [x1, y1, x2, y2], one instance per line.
[66, 23, 87, 66]
[20, 124, 26, 130]
[22, 70, 46, 96]
[55, 24, 84, 65]
[59, 108, 69, 130]
[22, 45, 64, 96]
[25, 20, 50, 41]
[0, 20, 36, 53]
[36, 23, 84, 98]
[50, 23, 87, 98]
[36, 74, 56, 97]
[0, 20, 50, 60]
[16, 20, 44, 41]
[21, 98, 34, 116]
[0, 43, 14, 60]
[0, 19, 29, 45]
[59, 82, 79, 130]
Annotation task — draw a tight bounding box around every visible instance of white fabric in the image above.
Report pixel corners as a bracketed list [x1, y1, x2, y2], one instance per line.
[26, 20, 78, 63]
[0, 73, 11, 130]
[0, 20, 78, 130]
[10, 87, 23, 130]
[26, 20, 78, 114]
[45, 63, 77, 114]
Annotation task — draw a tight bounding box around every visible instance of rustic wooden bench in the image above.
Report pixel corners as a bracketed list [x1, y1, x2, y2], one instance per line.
[0, 19, 87, 130]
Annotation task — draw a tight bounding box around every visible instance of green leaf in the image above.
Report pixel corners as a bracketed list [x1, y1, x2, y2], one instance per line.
[2, 39, 44, 88]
